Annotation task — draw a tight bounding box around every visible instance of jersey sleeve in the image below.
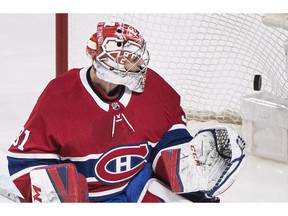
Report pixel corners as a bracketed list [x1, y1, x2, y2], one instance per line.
[7, 81, 62, 202]
[147, 70, 193, 184]
[151, 112, 193, 183]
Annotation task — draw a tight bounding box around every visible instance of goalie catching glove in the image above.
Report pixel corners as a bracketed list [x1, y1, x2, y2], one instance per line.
[161, 125, 245, 197]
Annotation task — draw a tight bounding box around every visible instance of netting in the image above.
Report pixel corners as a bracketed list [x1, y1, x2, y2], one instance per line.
[68, 13, 288, 124]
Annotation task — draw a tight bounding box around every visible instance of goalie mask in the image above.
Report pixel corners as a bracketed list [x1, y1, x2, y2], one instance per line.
[86, 22, 150, 93]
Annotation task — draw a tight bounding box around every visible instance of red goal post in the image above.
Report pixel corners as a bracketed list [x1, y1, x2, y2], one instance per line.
[55, 13, 68, 77]
[55, 13, 288, 124]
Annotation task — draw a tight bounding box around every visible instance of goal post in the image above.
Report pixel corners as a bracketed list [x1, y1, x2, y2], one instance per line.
[55, 13, 288, 125]
[55, 13, 68, 77]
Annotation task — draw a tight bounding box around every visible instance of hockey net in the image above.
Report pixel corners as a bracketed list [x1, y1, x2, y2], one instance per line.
[59, 13, 288, 124]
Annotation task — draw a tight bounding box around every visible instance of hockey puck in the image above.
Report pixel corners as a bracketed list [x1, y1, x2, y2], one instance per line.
[253, 74, 262, 91]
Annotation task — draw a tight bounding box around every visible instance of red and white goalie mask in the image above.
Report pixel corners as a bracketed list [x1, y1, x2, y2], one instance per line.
[86, 22, 150, 93]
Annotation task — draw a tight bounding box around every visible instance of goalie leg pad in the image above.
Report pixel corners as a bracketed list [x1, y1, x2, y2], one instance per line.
[30, 163, 89, 202]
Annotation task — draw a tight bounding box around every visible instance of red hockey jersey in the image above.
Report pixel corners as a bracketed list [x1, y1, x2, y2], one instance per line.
[7, 67, 192, 202]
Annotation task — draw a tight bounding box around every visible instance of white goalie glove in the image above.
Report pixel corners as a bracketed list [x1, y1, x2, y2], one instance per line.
[162, 125, 245, 197]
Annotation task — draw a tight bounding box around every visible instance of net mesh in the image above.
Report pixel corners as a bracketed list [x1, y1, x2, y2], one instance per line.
[214, 128, 232, 159]
[68, 13, 288, 124]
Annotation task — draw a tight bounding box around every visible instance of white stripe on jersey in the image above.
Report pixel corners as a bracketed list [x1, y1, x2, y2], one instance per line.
[79, 67, 110, 112]
[60, 154, 102, 161]
[168, 123, 187, 131]
[7, 151, 60, 160]
[147, 141, 158, 148]
[118, 87, 132, 107]
[86, 177, 98, 183]
[79, 67, 133, 112]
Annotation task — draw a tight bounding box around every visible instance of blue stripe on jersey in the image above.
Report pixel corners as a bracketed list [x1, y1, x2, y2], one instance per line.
[90, 190, 124, 202]
[61, 159, 97, 179]
[149, 127, 192, 163]
[7, 156, 60, 176]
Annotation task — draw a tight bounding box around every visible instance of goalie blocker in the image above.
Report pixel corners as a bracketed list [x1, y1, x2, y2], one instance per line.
[30, 163, 89, 202]
[161, 125, 245, 198]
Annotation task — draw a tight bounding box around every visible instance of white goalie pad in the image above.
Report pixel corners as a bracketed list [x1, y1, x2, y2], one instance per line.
[30, 164, 89, 203]
[137, 178, 191, 203]
[163, 125, 245, 197]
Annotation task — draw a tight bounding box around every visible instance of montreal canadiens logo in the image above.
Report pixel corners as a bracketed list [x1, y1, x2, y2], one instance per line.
[95, 143, 149, 184]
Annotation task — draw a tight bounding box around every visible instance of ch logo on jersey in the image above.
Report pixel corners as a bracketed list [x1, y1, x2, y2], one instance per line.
[95, 143, 149, 184]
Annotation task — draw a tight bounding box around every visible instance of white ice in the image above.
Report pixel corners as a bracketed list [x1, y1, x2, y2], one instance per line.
[0, 14, 288, 204]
